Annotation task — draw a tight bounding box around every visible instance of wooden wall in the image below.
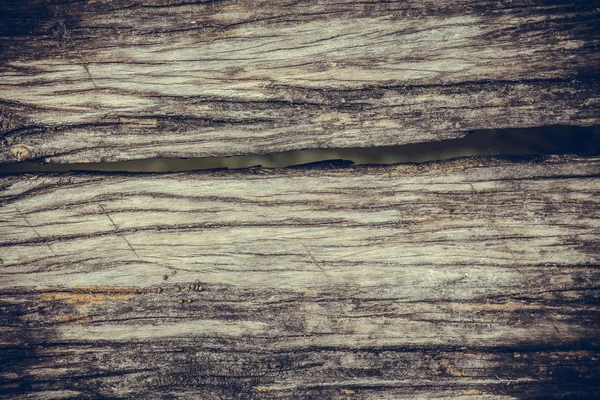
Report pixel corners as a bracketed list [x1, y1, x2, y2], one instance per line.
[1, 0, 599, 398]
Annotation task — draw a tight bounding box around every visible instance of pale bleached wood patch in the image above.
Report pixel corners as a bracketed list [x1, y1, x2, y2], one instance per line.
[1, 0, 599, 163]
[1, 155, 599, 398]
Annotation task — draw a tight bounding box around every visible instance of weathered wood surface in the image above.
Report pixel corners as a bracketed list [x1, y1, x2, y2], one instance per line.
[1, 155, 599, 398]
[1, 0, 599, 164]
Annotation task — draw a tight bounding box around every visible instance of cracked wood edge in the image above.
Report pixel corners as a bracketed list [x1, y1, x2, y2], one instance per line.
[1, 155, 599, 399]
[1, 0, 599, 164]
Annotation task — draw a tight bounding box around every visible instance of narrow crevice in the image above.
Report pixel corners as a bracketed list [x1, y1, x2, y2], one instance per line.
[1, 125, 599, 174]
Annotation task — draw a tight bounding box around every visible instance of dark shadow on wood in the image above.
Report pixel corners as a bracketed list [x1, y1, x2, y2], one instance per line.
[1, 125, 599, 174]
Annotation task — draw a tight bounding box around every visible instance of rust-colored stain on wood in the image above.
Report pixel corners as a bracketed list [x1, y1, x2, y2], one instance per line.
[39, 287, 137, 308]
[56, 314, 91, 325]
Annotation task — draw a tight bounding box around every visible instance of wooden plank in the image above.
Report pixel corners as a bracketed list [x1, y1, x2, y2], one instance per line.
[1, 155, 599, 398]
[1, 0, 599, 164]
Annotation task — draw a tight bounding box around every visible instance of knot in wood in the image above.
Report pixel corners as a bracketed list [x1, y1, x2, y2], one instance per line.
[10, 144, 32, 161]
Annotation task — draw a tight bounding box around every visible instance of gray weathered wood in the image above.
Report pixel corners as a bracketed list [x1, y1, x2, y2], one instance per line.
[1, 0, 599, 164]
[1, 155, 599, 398]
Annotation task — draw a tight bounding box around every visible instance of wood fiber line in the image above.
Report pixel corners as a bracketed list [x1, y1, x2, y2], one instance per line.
[0, 155, 599, 398]
[1, 0, 599, 164]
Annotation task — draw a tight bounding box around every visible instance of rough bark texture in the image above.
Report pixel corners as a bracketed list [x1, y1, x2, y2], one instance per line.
[1, 0, 599, 164]
[1, 155, 599, 398]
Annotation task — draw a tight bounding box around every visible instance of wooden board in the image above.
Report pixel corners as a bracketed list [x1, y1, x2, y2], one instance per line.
[1, 155, 599, 398]
[1, 0, 599, 164]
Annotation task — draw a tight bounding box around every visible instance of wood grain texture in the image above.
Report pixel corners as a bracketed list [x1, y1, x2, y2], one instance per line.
[1, 155, 599, 398]
[1, 0, 599, 164]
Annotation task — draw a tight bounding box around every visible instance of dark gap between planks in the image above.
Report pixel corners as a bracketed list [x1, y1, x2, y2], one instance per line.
[1, 125, 599, 174]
